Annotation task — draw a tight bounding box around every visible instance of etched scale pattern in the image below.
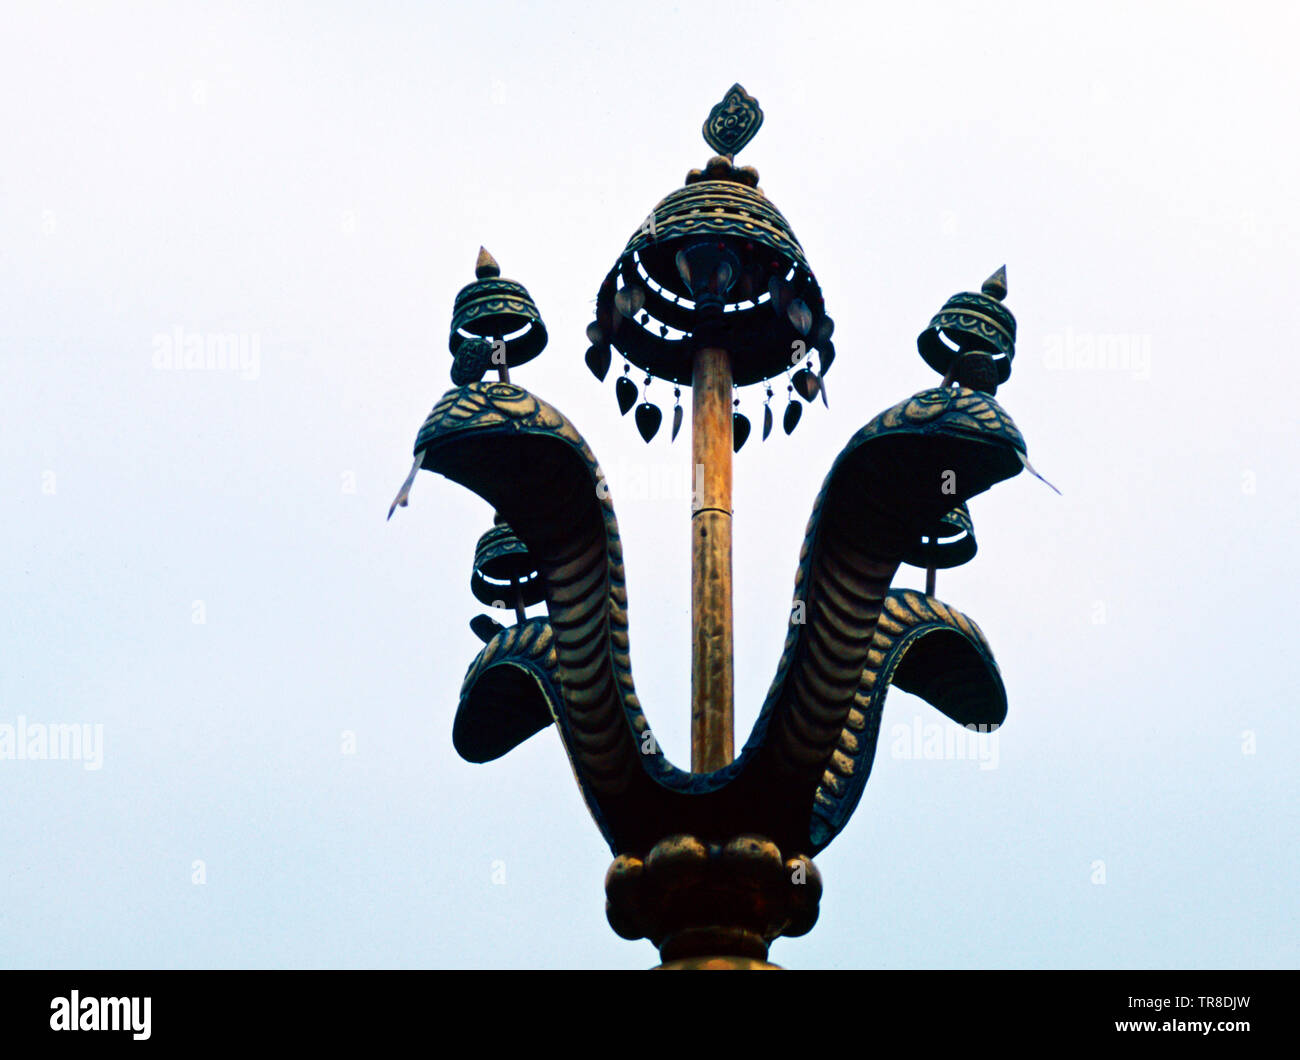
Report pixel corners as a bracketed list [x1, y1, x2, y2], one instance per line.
[414, 381, 1026, 856]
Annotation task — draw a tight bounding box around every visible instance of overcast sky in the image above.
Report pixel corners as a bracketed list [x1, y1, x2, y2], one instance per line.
[2, 1, 1296, 969]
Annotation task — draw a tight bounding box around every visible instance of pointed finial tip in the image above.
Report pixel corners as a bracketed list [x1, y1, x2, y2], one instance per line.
[981, 264, 1007, 300]
[475, 246, 500, 279]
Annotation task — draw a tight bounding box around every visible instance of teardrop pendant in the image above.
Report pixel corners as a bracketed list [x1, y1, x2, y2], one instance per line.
[585, 343, 611, 381]
[615, 374, 637, 415]
[670, 388, 683, 442]
[792, 368, 819, 402]
[732, 411, 751, 452]
[768, 276, 792, 318]
[787, 298, 813, 336]
[783, 397, 802, 435]
[818, 339, 835, 376]
[762, 402, 773, 441]
[614, 284, 645, 319]
[674, 250, 693, 289]
[634, 402, 662, 442]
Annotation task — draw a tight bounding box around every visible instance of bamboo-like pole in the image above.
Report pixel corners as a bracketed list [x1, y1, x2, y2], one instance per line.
[691, 345, 734, 773]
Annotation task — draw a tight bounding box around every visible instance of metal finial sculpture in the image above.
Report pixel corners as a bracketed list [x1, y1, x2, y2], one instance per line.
[470, 517, 543, 626]
[449, 247, 547, 383]
[388, 250, 548, 519]
[918, 264, 1016, 394]
[390, 86, 1050, 967]
[585, 88, 833, 451]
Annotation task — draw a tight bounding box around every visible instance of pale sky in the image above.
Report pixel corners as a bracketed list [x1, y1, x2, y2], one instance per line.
[1, 1, 1296, 968]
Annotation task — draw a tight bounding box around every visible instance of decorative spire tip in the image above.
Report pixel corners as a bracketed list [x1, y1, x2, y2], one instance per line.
[981, 265, 1007, 301]
[475, 246, 500, 279]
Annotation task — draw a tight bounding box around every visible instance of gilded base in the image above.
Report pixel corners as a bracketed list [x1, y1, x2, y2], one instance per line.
[606, 833, 820, 967]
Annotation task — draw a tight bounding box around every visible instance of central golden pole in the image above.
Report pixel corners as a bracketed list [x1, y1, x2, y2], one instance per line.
[691, 345, 734, 772]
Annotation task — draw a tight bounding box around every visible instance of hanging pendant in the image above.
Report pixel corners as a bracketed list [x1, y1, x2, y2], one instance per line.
[762, 403, 773, 441]
[792, 367, 819, 402]
[818, 339, 835, 376]
[783, 383, 802, 434]
[614, 284, 645, 319]
[707, 259, 734, 296]
[787, 297, 812, 336]
[768, 276, 792, 318]
[615, 374, 637, 415]
[732, 411, 751, 452]
[675, 250, 693, 288]
[670, 387, 683, 442]
[635, 402, 662, 442]
[585, 343, 611, 381]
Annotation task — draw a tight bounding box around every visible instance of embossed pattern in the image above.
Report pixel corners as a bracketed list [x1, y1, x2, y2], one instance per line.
[702, 83, 764, 157]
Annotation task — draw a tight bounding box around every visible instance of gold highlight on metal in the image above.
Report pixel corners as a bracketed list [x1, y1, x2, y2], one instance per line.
[474, 246, 500, 278]
[691, 345, 734, 773]
[396, 87, 1040, 970]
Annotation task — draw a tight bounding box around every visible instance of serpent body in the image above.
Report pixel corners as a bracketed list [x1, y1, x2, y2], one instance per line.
[419, 382, 1024, 855]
